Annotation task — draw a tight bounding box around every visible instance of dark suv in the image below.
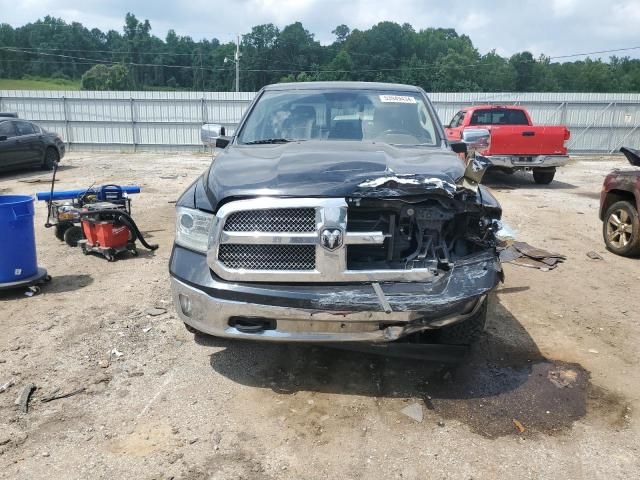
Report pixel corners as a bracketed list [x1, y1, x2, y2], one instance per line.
[0, 114, 65, 172]
[600, 147, 640, 256]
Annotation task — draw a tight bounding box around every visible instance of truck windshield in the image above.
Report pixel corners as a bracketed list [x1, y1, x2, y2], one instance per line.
[470, 109, 529, 126]
[238, 89, 438, 146]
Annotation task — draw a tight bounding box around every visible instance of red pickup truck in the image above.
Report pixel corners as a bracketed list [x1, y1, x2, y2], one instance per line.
[445, 105, 571, 184]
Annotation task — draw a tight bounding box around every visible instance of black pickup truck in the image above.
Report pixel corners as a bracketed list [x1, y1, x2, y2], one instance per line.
[169, 82, 502, 345]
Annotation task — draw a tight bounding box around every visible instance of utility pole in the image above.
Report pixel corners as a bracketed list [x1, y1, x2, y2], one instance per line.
[234, 35, 241, 92]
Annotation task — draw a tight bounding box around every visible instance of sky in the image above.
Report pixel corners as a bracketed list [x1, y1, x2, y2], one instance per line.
[2, 0, 640, 60]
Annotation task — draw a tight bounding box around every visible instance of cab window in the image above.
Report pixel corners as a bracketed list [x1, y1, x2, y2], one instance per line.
[239, 89, 438, 146]
[470, 109, 529, 125]
[0, 120, 17, 138]
[15, 121, 36, 136]
[449, 111, 465, 128]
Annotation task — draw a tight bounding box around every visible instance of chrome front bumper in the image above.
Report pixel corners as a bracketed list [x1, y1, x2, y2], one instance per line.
[171, 276, 486, 343]
[486, 155, 569, 168]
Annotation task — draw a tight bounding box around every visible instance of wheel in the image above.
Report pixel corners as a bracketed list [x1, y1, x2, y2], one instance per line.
[63, 225, 84, 247]
[106, 250, 117, 262]
[533, 167, 556, 185]
[42, 147, 60, 171]
[54, 222, 73, 241]
[603, 200, 640, 257]
[435, 298, 488, 345]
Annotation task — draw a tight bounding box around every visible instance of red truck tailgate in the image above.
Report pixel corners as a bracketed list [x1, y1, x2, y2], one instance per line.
[485, 126, 569, 156]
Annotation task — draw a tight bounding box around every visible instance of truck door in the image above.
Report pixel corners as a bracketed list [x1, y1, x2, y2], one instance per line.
[14, 121, 43, 166]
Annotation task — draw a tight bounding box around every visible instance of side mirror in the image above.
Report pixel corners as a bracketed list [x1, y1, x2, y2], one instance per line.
[201, 124, 226, 146]
[462, 128, 490, 157]
[0, 135, 7, 142]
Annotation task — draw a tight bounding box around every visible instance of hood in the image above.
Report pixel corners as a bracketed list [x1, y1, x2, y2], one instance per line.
[205, 141, 465, 205]
[621, 147, 640, 167]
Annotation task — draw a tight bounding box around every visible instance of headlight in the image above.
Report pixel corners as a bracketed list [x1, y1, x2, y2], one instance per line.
[175, 207, 214, 253]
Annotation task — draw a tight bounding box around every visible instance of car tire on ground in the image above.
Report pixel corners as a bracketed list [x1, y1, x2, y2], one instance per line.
[435, 298, 488, 345]
[533, 167, 556, 185]
[603, 200, 640, 257]
[42, 147, 59, 170]
[63, 225, 84, 247]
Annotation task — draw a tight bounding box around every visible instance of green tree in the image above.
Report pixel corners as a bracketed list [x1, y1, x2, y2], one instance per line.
[332, 25, 350, 43]
[2, 14, 640, 93]
[81, 63, 132, 90]
[476, 51, 517, 91]
[80, 64, 110, 90]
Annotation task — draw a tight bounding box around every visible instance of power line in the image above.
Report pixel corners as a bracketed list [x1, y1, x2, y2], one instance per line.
[3, 46, 218, 57]
[3, 44, 640, 76]
[549, 46, 640, 60]
[0, 47, 232, 72]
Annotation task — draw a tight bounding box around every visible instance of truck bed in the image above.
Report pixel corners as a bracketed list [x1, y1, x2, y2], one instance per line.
[483, 125, 569, 156]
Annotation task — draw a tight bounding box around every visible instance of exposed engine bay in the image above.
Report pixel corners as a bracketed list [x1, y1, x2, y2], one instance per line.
[346, 192, 501, 273]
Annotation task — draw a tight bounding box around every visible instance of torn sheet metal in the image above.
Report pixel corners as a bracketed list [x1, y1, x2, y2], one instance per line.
[459, 155, 492, 192]
[371, 282, 393, 313]
[498, 241, 566, 270]
[314, 252, 500, 312]
[620, 146, 640, 167]
[355, 174, 458, 198]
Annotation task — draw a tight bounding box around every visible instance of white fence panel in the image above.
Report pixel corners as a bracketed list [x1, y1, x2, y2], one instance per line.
[2, 90, 640, 153]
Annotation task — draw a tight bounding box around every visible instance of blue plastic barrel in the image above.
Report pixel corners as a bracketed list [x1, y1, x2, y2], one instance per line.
[0, 195, 38, 283]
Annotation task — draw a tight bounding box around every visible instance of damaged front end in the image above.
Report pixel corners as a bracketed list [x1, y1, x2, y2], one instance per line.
[347, 165, 499, 277]
[170, 165, 503, 343]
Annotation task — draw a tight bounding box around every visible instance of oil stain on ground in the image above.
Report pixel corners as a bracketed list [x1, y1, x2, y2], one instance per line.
[205, 300, 631, 439]
[425, 349, 592, 438]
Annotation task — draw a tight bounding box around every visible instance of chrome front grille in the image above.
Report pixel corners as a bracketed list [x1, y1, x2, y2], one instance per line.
[223, 208, 316, 232]
[218, 244, 315, 270]
[208, 197, 434, 283]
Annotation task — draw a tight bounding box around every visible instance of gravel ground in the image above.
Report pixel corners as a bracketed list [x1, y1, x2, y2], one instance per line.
[0, 152, 639, 480]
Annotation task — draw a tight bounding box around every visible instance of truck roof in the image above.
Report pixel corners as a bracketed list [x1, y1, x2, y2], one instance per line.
[263, 81, 422, 92]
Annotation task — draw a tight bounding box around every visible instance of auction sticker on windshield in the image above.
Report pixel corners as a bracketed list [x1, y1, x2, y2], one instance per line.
[379, 95, 417, 104]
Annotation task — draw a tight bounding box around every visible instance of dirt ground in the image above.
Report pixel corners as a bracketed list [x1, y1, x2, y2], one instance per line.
[1, 152, 639, 480]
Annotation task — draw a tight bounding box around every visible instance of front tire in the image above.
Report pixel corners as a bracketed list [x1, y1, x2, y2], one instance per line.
[603, 200, 640, 257]
[533, 167, 556, 185]
[42, 147, 59, 171]
[435, 298, 488, 345]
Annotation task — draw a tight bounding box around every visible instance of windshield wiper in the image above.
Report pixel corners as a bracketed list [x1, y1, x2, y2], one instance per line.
[243, 138, 303, 145]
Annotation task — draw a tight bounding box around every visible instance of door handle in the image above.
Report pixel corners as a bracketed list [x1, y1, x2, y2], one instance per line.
[522, 131, 535, 137]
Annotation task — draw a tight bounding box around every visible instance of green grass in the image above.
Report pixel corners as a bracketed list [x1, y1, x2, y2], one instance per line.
[0, 77, 80, 90]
